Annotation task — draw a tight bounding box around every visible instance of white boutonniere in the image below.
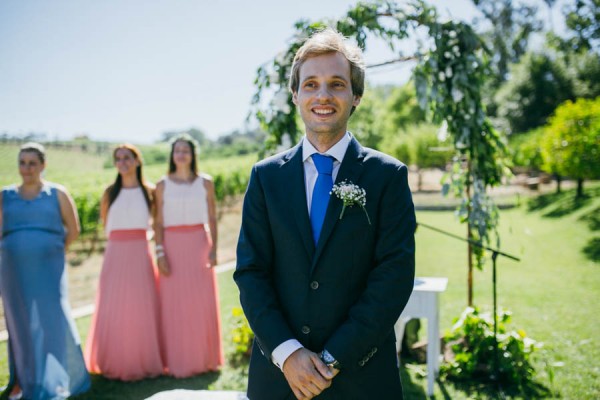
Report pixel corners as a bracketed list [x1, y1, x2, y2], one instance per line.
[330, 180, 371, 225]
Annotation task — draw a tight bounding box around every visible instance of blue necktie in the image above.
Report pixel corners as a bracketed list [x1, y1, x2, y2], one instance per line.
[310, 153, 334, 245]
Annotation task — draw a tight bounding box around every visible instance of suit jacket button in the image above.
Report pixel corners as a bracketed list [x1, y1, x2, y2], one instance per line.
[358, 360, 365, 367]
[310, 281, 319, 290]
[301, 326, 311, 334]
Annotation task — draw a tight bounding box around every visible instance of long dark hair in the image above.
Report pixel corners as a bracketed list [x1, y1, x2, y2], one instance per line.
[168, 134, 199, 176]
[107, 144, 152, 209]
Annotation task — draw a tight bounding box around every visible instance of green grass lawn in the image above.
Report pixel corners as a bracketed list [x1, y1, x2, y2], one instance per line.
[403, 184, 600, 399]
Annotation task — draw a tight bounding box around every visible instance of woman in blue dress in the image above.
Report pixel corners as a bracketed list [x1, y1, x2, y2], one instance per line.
[0, 143, 90, 400]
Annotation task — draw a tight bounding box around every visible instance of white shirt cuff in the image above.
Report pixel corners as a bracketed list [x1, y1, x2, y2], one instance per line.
[271, 339, 303, 370]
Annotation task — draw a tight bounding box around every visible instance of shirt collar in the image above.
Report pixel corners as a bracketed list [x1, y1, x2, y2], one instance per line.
[302, 132, 352, 163]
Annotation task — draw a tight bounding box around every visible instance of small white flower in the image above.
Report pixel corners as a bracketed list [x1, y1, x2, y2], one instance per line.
[453, 45, 460, 55]
[444, 51, 452, 59]
[451, 88, 464, 102]
[438, 120, 449, 141]
[269, 71, 280, 85]
[271, 89, 290, 114]
[438, 71, 446, 81]
[275, 50, 287, 65]
[330, 180, 371, 224]
[448, 30, 457, 38]
[445, 66, 453, 78]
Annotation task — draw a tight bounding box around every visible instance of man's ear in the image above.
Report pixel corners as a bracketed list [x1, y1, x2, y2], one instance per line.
[353, 95, 362, 107]
[292, 91, 298, 106]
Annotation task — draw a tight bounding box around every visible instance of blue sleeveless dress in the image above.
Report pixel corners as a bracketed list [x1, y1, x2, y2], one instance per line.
[0, 183, 90, 399]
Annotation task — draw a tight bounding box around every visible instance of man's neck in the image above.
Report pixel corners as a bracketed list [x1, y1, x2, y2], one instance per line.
[306, 131, 346, 153]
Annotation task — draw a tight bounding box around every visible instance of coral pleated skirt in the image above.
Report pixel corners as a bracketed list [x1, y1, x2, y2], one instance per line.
[160, 224, 224, 377]
[85, 229, 164, 380]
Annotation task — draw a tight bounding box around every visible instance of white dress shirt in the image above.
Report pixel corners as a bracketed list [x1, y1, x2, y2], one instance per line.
[271, 132, 352, 370]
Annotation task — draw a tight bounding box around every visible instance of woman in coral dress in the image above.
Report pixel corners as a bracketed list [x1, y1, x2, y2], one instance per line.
[85, 144, 164, 380]
[0, 143, 90, 400]
[154, 135, 224, 378]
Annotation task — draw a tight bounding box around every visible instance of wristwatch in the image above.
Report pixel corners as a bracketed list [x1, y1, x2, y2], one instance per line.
[320, 349, 341, 370]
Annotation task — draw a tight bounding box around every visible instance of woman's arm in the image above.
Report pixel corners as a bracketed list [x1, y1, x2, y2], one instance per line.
[100, 188, 110, 228]
[153, 180, 170, 275]
[0, 191, 4, 240]
[57, 185, 80, 250]
[204, 176, 218, 267]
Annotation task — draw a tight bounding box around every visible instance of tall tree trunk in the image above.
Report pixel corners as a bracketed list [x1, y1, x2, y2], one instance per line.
[554, 173, 561, 194]
[577, 178, 584, 198]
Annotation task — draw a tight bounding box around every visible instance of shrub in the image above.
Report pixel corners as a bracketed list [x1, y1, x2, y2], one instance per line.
[441, 306, 543, 391]
[229, 307, 254, 366]
[508, 128, 545, 173]
[72, 191, 101, 237]
[541, 97, 600, 197]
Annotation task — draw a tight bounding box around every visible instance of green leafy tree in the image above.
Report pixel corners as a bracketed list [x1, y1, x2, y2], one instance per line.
[347, 85, 388, 149]
[495, 52, 574, 134]
[380, 81, 426, 130]
[541, 97, 600, 198]
[348, 81, 426, 151]
[471, 0, 542, 86]
[562, 50, 600, 99]
[509, 127, 545, 173]
[561, 0, 600, 53]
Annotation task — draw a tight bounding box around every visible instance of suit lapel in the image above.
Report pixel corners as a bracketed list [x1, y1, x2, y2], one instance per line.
[311, 137, 365, 272]
[283, 143, 315, 258]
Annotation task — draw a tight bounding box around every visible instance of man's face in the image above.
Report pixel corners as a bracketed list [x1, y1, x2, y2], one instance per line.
[292, 52, 361, 141]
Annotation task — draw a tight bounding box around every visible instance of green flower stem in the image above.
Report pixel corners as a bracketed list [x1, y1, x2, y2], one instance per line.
[339, 204, 347, 220]
[362, 206, 372, 225]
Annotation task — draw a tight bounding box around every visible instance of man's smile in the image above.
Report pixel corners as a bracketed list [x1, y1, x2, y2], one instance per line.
[312, 107, 336, 115]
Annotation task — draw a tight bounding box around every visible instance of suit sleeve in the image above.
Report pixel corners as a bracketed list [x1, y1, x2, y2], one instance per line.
[233, 165, 296, 360]
[325, 164, 416, 372]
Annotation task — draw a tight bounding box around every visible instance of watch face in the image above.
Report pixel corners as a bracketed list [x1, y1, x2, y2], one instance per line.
[321, 350, 334, 364]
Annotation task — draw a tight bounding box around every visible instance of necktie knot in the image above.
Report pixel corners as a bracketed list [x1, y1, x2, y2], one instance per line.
[312, 153, 333, 176]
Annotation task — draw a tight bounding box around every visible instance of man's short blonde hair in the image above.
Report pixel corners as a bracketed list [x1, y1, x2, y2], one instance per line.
[289, 28, 365, 100]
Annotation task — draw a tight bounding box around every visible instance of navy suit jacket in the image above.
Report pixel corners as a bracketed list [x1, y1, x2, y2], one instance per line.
[234, 137, 416, 399]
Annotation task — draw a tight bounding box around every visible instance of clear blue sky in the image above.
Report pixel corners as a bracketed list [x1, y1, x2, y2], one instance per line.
[0, 0, 566, 143]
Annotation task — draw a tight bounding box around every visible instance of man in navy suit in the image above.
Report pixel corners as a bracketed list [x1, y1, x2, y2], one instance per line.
[234, 28, 416, 399]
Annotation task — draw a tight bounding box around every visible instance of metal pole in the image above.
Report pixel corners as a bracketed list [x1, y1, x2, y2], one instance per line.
[492, 250, 499, 382]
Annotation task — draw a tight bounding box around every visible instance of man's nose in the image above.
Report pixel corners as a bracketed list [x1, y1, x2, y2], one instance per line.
[316, 87, 333, 101]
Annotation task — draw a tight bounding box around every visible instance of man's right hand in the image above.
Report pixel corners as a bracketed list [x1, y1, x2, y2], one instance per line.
[282, 348, 334, 399]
